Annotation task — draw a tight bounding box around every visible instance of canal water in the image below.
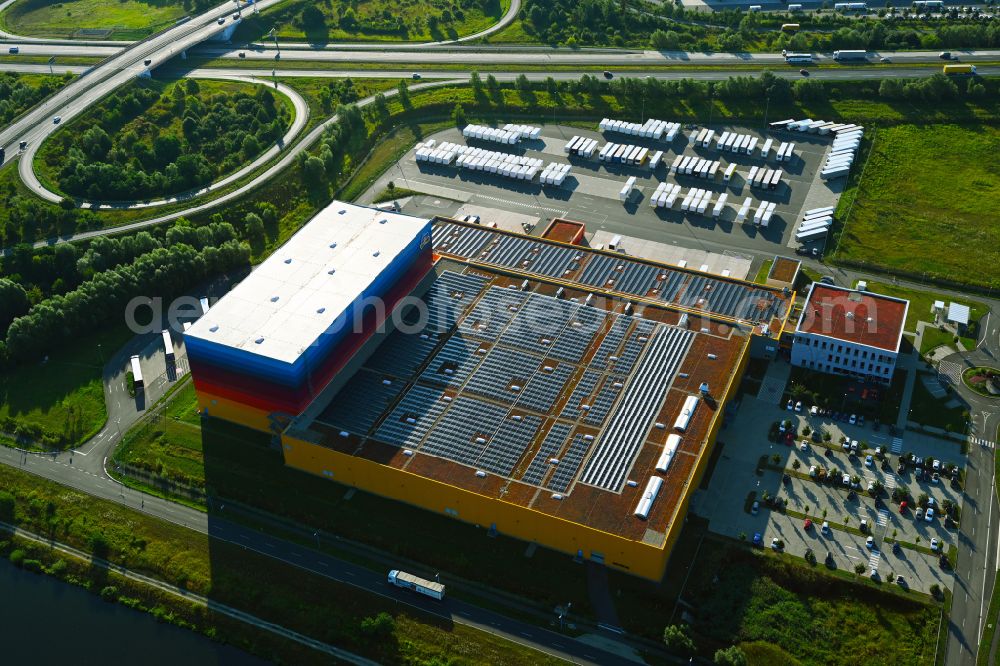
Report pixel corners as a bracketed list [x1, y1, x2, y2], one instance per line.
[0, 556, 271, 664]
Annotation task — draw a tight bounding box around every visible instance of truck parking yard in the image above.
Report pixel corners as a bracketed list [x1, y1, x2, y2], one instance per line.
[391, 121, 845, 260]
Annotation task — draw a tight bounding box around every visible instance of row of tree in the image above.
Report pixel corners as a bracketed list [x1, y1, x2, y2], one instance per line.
[1, 239, 250, 365]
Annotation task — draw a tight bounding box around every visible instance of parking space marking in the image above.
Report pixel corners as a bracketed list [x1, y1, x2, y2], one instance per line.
[868, 550, 881, 570]
[877, 509, 890, 528]
[890, 437, 904, 455]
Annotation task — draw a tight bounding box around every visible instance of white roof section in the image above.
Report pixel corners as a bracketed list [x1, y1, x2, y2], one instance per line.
[947, 302, 970, 326]
[185, 201, 430, 365]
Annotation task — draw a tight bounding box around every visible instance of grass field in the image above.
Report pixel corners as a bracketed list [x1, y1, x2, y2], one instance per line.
[835, 124, 1000, 290]
[908, 372, 970, 433]
[686, 538, 940, 664]
[236, 0, 508, 44]
[0, 464, 564, 665]
[0, 0, 187, 40]
[863, 280, 986, 350]
[0, 325, 131, 450]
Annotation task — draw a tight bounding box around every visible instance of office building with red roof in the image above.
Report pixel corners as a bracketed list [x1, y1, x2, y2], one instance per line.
[790, 283, 908, 383]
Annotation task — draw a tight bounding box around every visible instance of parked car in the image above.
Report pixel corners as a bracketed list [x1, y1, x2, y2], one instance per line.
[926, 507, 935, 522]
[842, 473, 851, 486]
[932, 459, 941, 471]
[810, 405, 819, 416]
[794, 401, 802, 412]
[821, 521, 830, 534]
[850, 440, 859, 454]
[900, 501, 908, 512]
[771, 537, 781, 550]
[786, 399, 794, 411]
[809, 465, 818, 477]
[866, 536, 875, 549]
[930, 538, 940, 552]
[752, 532, 764, 547]
[800, 440, 809, 452]
[865, 455, 873, 467]
[860, 518, 868, 532]
[803, 519, 813, 530]
[842, 440, 851, 452]
[916, 507, 924, 519]
[932, 472, 940, 484]
[849, 414, 858, 425]
[751, 501, 760, 515]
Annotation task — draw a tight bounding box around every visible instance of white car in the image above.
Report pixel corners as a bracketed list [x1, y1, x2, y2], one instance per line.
[53, 116, 61, 124]
[800, 440, 809, 452]
[809, 465, 818, 477]
[865, 455, 873, 467]
[771, 537, 781, 550]
[925, 507, 935, 522]
[866, 536, 875, 549]
[821, 521, 830, 534]
[842, 473, 851, 486]
[930, 537, 940, 552]
[810, 405, 819, 416]
[786, 399, 794, 411]
[932, 459, 941, 471]
[751, 501, 760, 515]
[860, 518, 868, 532]
[794, 401, 802, 412]
[849, 414, 857, 425]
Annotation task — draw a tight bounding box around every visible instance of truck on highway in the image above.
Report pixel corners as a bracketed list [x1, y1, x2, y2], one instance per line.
[388, 570, 445, 600]
[943, 64, 977, 76]
[833, 50, 868, 61]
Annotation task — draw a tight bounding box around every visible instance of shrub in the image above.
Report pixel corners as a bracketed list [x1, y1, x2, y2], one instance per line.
[663, 624, 696, 657]
[100, 585, 119, 602]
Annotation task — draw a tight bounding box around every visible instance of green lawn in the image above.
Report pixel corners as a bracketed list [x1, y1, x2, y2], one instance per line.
[0, 325, 131, 450]
[908, 372, 970, 434]
[863, 280, 987, 349]
[835, 124, 1000, 291]
[0, 0, 187, 40]
[236, 0, 508, 44]
[685, 538, 940, 664]
[920, 326, 961, 356]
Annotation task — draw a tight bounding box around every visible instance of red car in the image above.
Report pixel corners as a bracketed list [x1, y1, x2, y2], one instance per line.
[784, 432, 794, 446]
[803, 519, 813, 530]
[899, 501, 908, 513]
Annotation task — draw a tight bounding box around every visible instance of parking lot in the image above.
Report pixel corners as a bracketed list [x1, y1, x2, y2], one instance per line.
[384, 122, 843, 258]
[697, 395, 961, 593]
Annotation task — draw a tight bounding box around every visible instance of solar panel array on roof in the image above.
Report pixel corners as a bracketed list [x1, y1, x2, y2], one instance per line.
[677, 276, 784, 321]
[550, 306, 607, 363]
[609, 320, 657, 376]
[463, 347, 542, 404]
[477, 413, 544, 476]
[546, 434, 592, 493]
[432, 222, 494, 258]
[315, 370, 403, 433]
[460, 287, 527, 340]
[420, 335, 486, 387]
[420, 397, 510, 467]
[591, 316, 631, 368]
[580, 326, 695, 491]
[375, 384, 449, 448]
[432, 223, 789, 325]
[520, 423, 573, 486]
[517, 362, 575, 413]
[582, 376, 624, 426]
[560, 369, 602, 421]
[500, 293, 578, 350]
[364, 271, 487, 379]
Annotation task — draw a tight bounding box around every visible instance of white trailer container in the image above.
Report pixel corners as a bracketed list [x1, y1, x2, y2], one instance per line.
[388, 570, 446, 600]
[723, 163, 737, 182]
[761, 201, 777, 227]
[775, 142, 789, 161]
[746, 137, 758, 155]
[129, 355, 143, 390]
[649, 150, 663, 170]
[768, 169, 783, 190]
[803, 206, 835, 217]
[796, 226, 830, 242]
[747, 166, 760, 186]
[724, 133, 738, 151]
[708, 161, 720, 180]
[799, 217, 832, 232]
[783, 143, 796, 162]
[753, 201, 768, 225]
[680, 189, 695, 211]
[161, 330, 174, 361]
[670, 154, 684, 173]
[684, 158, 695, 175]
[737, 197, 753, 223]
[821, 166, 851, 180]
[697, 192, 711, 215]
[619, 176, 637, 201]
[712, 193, 728, 218]
[702, 129, 715, 148]
[717, 131, 731, 150]
[665, 184, 681, 207]
[696, 128, 708, 145]
[760, 138, 773, 158]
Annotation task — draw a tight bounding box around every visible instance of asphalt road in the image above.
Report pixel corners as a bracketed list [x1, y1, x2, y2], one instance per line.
[0, 444, 640, 666]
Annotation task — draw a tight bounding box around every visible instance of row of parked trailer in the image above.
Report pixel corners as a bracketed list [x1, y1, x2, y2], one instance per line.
[795, 206, 834, 242]
[747, 166, 783, 190]
[461, 124, 527, 145]
[564, 136, 600, 159]
[669, 155, 721, 179]
[770, 118, 864, 137]
[821, 128, 864, 180]
[414, 139, 462, 164]
[599, 117, 681, 141]
[540, 163, 571, 186]
[600, 142, 653, 166]
[647, 183, 776, 226]
[714, 132, 759, 155]
[501, 123, 542, 140]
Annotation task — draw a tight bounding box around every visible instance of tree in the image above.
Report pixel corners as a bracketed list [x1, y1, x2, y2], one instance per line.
[451, 102, 466, 127]
[0, 279, 29, 332]
[372, 93, 389, 120]
[397, 80, 411, 108]
[244, 212, 265, 244]
[650, 29, 681, 50]
[714, 645, 748, 666]
[302, 155, 326, 186]
[470, 71, 484, 97]
[663, 624, 696, 656]
[184, 78, 200, 95]
[486, 74, 501, 102]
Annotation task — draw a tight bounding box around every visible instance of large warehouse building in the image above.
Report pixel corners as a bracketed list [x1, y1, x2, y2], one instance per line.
[187, 201, 794, 580]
